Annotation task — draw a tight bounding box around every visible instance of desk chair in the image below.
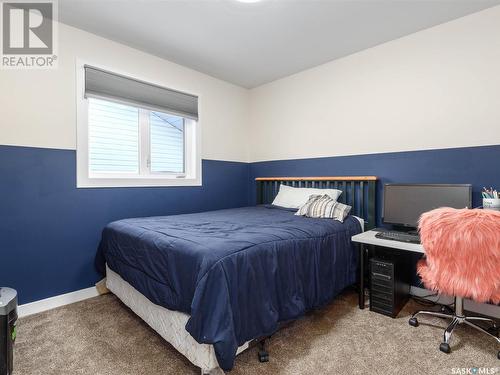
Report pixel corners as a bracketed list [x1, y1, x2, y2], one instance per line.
[407, 207, 500, 358]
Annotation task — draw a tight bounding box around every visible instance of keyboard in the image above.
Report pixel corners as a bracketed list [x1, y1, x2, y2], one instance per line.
[375, 230, 421, 244]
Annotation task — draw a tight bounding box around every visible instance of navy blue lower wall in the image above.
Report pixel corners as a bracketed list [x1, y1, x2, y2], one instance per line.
[249, 145, 500, 222]
[2, 144, 499, 304]
[0, 145, 250, 304]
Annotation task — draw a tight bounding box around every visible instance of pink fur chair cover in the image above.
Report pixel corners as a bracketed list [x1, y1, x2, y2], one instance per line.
[418, 207, 500, 304]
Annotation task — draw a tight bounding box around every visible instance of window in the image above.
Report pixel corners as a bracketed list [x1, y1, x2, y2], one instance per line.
[77, 63, 201, 188]
[87, 98, 186, 175]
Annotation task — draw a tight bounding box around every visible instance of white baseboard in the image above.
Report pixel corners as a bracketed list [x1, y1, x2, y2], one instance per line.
[18, 287, 99, 318]
[17, 285, 500, 319]
[410, 286, 500, 319]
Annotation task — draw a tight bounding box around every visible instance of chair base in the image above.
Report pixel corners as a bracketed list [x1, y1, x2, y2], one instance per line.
[409, 296, 500, 359]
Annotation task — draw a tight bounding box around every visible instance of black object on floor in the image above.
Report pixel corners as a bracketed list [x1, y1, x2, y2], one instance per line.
[257, 339, 269, 363]
[0, 288, 17, 375]
[369, 257, 410, 318]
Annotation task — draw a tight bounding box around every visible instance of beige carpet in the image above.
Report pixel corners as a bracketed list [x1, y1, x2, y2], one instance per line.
[15, 291, 499, 375]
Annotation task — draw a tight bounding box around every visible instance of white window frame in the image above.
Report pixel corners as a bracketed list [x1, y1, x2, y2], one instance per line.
[76, 60, 201, 188]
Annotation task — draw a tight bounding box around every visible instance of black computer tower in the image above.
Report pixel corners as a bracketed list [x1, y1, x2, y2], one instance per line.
[369, 257, 410, 318]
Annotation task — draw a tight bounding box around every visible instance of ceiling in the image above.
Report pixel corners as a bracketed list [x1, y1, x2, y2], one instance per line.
[59, 0, 500, 88]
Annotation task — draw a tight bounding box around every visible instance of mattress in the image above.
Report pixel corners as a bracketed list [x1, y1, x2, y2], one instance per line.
[106, 265, 249, 374]
[97, 205, 362, 370]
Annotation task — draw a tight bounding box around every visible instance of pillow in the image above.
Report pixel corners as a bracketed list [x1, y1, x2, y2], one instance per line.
[295, 194, 352, 222]
[295, 194, 322, 216]
[272, 184, 342, 209]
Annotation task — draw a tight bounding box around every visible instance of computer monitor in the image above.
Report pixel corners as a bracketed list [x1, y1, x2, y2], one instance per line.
[382, 184, 472, 228]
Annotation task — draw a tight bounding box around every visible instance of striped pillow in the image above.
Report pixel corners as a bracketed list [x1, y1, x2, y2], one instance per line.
[295, 194, 352, 222]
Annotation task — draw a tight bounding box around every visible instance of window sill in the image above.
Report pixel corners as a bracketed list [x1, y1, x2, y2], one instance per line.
[76, 176, 202, 188]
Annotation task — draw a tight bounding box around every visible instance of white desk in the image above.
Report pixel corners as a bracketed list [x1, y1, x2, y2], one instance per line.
[352, 230, 424, 253]
[351, 230, 425, 309]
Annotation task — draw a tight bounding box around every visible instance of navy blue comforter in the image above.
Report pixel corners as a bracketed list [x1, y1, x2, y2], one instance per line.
[96, 205, 361, 370]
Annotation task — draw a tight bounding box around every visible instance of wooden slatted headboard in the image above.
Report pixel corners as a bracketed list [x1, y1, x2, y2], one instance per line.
[255, 176, 378, 230]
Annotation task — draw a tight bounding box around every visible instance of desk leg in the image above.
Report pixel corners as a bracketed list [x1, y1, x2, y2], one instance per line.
[358, 244, 365, 309]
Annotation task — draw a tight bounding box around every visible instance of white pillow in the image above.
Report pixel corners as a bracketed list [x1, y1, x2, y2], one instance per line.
[271, 184, 342, 209]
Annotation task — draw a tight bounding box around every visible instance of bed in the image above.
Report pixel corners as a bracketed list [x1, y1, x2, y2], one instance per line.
[96, 176, 377, 374]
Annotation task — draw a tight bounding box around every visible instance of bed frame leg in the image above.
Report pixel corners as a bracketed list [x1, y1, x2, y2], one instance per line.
[257, 339, 269, 363]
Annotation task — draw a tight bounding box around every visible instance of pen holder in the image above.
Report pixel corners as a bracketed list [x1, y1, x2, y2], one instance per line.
[483, 198, 500, 211]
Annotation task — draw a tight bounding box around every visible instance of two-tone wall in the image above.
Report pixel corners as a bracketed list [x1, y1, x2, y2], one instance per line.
[249, 145, 500, 221]
[2, 6, 500, 307]
[247, 6, 500, 316]
[0, 22, 250, 304]
[248, 5, 500, 225]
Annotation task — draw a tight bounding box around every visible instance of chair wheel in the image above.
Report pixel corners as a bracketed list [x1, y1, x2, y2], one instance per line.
[440, 343, 451, 354]
[409, 317, 419, 327]
[258, 350, 269, 363]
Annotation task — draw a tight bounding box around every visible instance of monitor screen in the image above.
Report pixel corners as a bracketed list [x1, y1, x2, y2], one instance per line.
[383, 184, 472, 228]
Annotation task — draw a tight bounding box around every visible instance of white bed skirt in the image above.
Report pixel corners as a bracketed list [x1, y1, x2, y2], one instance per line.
[106, 265, 250, 374]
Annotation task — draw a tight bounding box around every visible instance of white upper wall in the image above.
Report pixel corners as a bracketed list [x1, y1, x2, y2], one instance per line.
[0, 22, 250, 162]
[248, 6, 500, 162]
[2, 6, 500, 164]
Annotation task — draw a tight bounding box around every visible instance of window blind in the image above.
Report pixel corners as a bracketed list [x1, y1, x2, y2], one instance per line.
[88, 98, 139, 173]
[84, 65, 199, 120]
